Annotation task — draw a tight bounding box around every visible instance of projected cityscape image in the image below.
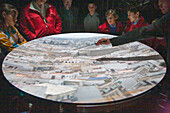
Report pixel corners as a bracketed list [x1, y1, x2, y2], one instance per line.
[2, 33, 166, 104]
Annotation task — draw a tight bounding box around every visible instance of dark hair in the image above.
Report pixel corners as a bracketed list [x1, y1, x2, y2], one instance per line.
[88, 1, 96, 5]
[0, 4, 18, 30]
[127, 6, 140, 14]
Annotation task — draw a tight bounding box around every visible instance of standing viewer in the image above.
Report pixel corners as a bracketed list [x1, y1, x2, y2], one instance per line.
[84, 2, 100, 32]
[98, 9, 123, 35]
[19, 0, 62, 41]
[0, 4, 26, 57]
[59, 0, 79, 32]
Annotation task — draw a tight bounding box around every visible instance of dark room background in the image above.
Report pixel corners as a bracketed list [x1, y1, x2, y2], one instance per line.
[0, 0, 163, 28]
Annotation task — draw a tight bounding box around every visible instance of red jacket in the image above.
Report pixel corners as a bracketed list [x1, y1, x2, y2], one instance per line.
[125, 16, 148, 33]
[98, 21, 123, 35]
[19, 4, 62, 41]
[125, 16, 166, 52]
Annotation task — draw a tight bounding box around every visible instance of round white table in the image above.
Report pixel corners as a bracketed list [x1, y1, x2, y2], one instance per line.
[2, 33, 166, 105]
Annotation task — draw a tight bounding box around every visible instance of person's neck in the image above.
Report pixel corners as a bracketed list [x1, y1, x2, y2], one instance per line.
[65, 7, 70, 10]
[3, 23, 12, 32]
[110, 22, 116, 26]
[35, 2, 43, 8]
[5, 21, 10, 29]
[89, 12, 95, 16]
[133, 17, 140, 23]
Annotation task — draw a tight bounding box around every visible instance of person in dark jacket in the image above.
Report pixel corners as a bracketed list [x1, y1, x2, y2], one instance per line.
[59, 0, 79, 32]
[98, 9, 123, 35]
[19, 0, 62, 41]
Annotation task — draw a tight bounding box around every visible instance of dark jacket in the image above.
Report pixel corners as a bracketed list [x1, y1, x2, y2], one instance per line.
[109, 13, 170, 70]
[59, 7, 79, 32]
[98, 21, 123, 35]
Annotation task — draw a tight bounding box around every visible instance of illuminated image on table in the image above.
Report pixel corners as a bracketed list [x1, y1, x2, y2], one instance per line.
[2, 33, 166, 104]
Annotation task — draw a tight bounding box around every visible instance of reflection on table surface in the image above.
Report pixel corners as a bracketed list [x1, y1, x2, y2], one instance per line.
[2, 33, 166, 104]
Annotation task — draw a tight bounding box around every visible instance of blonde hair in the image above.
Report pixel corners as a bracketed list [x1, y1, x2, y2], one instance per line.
[105, 9, 118, 18]
[0, 4, 18, 31]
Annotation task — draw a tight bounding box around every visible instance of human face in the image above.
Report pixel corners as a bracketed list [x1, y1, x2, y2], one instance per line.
[3, 11, 18, 27]
[158, 0, 170, 14]
[63, 0, 72, 10]
[88, 3, 96, 15]
[35, 0, 47, 7]
[106, 14, 116, 26]
[127, 11, 139, 23]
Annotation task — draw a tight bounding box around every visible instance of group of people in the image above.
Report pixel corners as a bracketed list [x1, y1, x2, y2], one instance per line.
[0, 0, 167, 59]
[0, 0, 169, 112]
[96, 0, 169, 72]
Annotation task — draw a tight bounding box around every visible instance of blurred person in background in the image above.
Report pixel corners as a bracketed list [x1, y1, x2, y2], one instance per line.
[59, 0, 79, 32]
[84, 2, 100, 32]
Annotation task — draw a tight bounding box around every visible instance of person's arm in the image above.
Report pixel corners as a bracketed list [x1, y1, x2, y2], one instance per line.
[14, 27, 27, 44]
[19, 10, 37, 41]
[0, 33, 16, 52]
[110, 14, 170, 46]
[54, 7, 62, 33]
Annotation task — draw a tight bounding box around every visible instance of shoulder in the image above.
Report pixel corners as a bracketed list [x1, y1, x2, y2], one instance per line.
[21, 4, 31, 15]
[48, 4, 57, 12]
[126, 20, 131, 25]
[13, 26, 18, 31]
[139, 16, 149, 25]
[71, 7, 79, 13]
[116, 21, 123, 26]
[99, 23, 107, 28]
[12, 27, 21, 34]
[49, 4, 56, 9]
[0, 31, 7, 38]
[24, 4, 31, 11]
[159, 13, 170, 22]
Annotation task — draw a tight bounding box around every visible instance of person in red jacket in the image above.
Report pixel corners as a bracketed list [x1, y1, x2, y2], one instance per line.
[125, 7, 153, 47]
[125, 7, 149, 33]
[98, 9, 123, 35]
[19, 0, 62, 41]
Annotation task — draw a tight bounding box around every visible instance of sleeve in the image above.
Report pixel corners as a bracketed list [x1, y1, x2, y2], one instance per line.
[14, 27, 27, 45]
[110, 14, 170, 46]
[19, 10, 37, 41]
[98, 18, 100, 26]
[98, 25, 102, 32]
[54, 8, 62, 33]
[0, 33, 15, 51]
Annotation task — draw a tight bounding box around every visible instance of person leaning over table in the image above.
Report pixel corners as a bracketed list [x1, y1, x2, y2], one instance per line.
[96, 0, 170, 72]
[0, 4, 27, 57]
[19, 0, 62, 41]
